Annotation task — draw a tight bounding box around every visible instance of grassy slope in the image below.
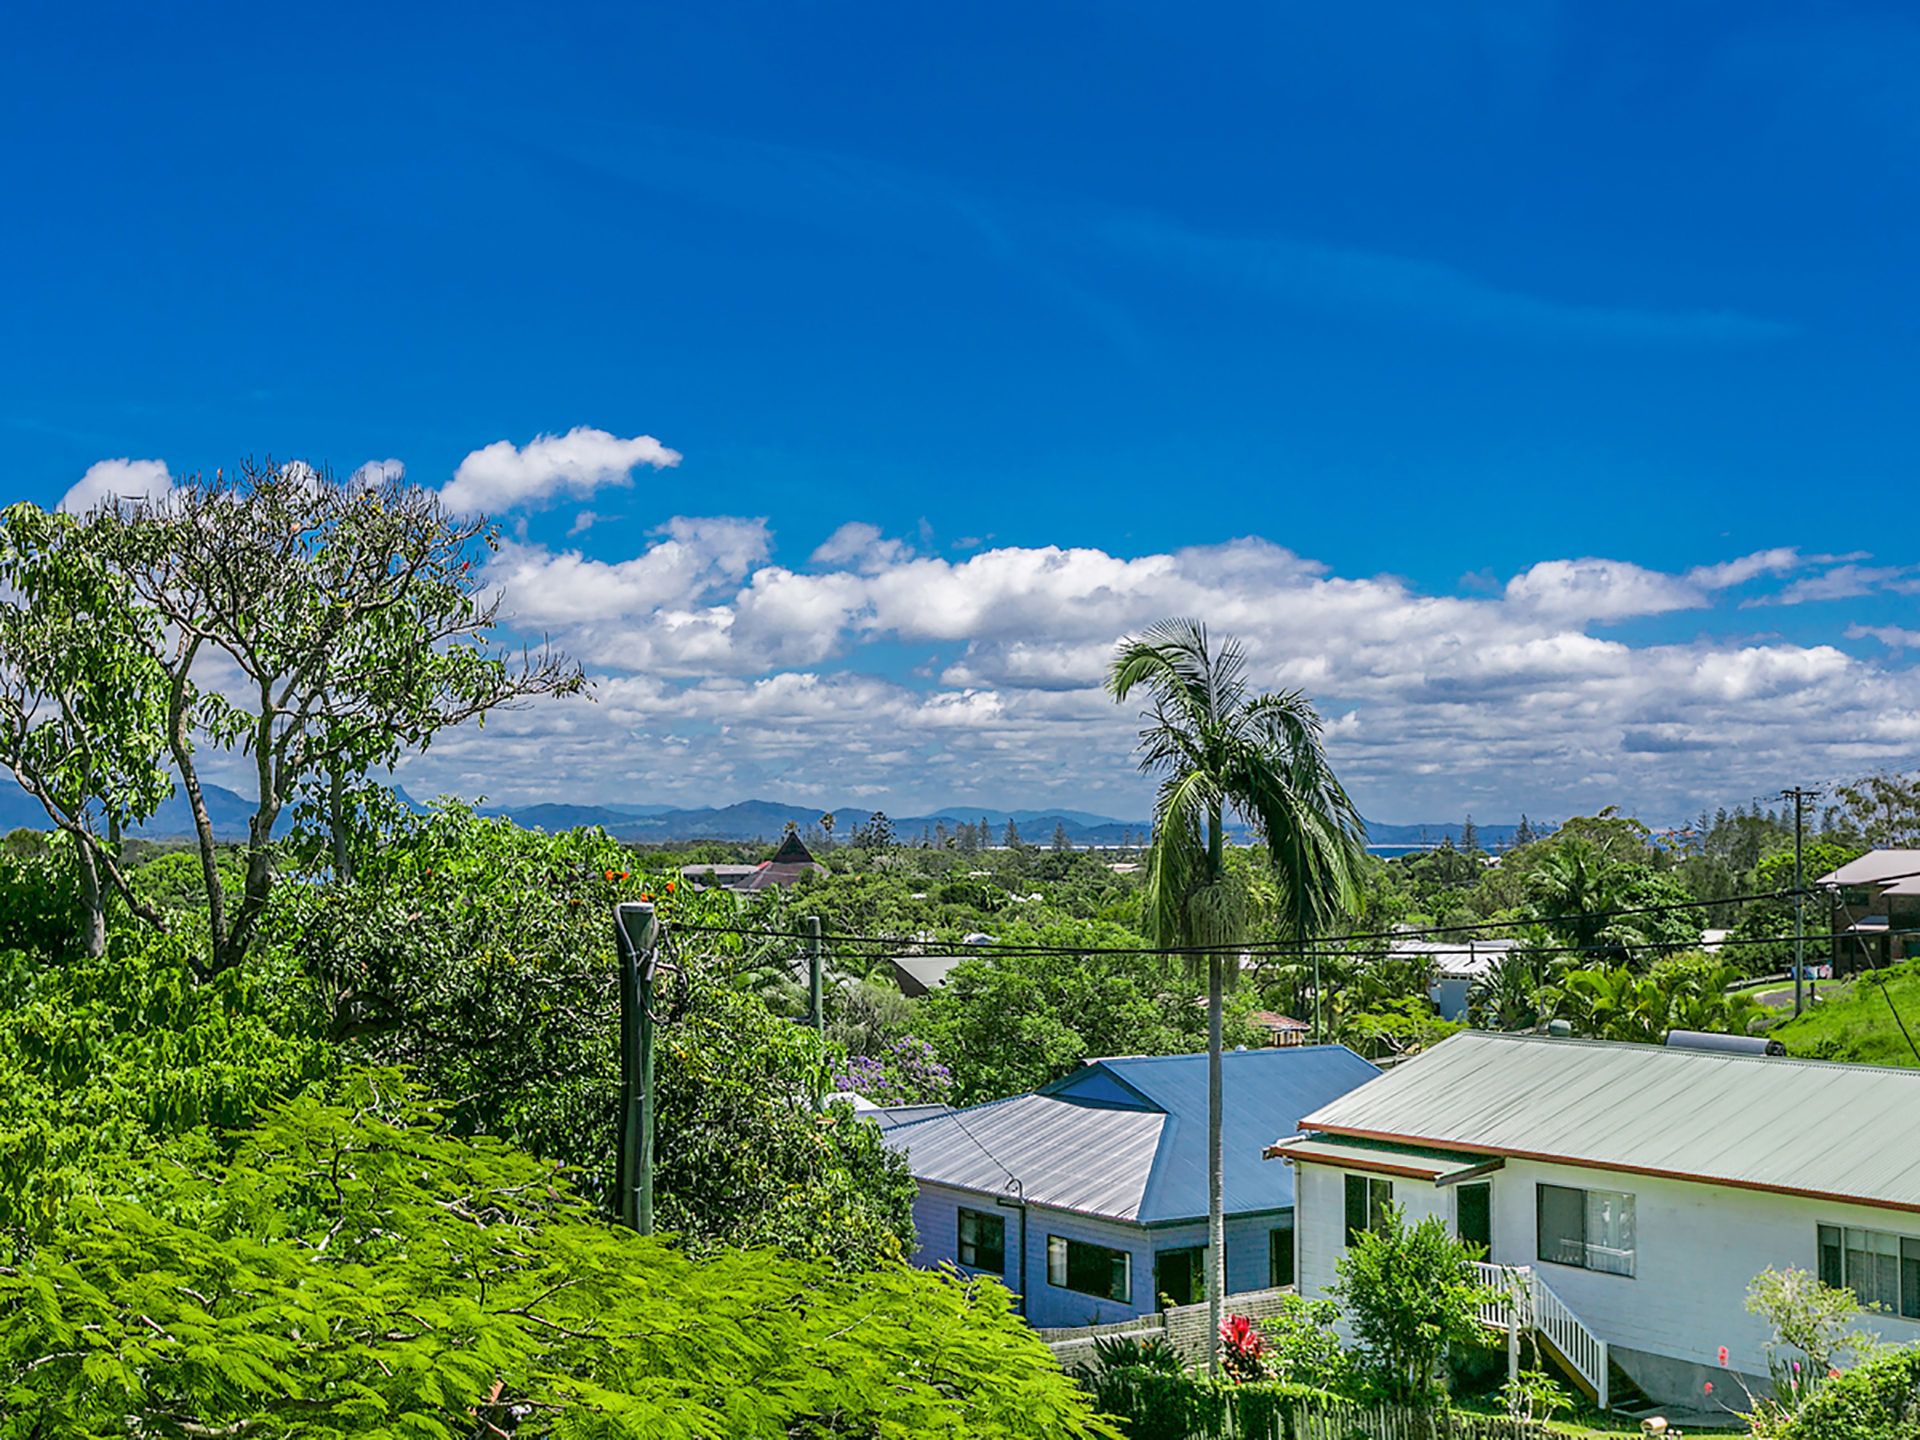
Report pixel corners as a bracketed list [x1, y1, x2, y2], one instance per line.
[1765, 959, 1920, 1067]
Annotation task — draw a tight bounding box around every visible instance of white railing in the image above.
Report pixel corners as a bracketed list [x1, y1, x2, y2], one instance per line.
[1472, 1263, 1609, 1411]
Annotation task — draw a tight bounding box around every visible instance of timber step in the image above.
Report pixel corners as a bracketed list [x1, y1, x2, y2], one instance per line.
[1534, 1330, 1651, 1415]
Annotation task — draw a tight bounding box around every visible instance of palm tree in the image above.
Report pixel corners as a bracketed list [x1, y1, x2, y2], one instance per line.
[1109, 619, 1366, 1373]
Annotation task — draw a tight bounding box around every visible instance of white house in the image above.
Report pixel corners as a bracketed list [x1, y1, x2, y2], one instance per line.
[1387, 937, 1519, 1021]
[884, 1046, 1379, 1329]
[1268, 1031, 1920, 1412]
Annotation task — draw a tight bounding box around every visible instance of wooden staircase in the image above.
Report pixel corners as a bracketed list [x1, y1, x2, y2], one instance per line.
[1473, 1262, 1636, 1414]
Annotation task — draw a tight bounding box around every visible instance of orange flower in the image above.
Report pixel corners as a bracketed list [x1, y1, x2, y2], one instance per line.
[604, 869, 615, 881]
[665, 880, 676, 893]
[640, 891, 653, 902]
[620, 870, 631, 880]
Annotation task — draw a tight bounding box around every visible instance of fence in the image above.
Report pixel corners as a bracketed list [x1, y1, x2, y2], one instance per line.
[1043, 1286, 1298, 1368]
[1212, 1396, 1556, 1440]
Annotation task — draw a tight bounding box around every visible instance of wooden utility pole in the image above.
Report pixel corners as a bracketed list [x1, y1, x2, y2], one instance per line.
[1782, 787, 1819, 1017]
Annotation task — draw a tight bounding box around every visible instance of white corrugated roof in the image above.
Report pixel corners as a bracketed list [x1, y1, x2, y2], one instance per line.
[1293, 1031, 1920, 1214]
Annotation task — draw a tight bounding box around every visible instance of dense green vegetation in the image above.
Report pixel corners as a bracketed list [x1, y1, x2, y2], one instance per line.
[0, 477, 1111, 1438]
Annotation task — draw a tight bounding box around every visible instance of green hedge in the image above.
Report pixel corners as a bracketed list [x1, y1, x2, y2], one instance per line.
[1788, 1347, 1920, 1440]
[1086, 1368, 1354, 1440]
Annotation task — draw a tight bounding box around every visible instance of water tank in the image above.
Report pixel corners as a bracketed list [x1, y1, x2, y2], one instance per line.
[1665, 1029, 1785, 1057]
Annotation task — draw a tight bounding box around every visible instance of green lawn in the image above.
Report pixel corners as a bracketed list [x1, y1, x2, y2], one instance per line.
[1765, 959, 1920, 1067]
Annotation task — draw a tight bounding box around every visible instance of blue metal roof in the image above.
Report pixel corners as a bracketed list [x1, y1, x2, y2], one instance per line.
[885, 1045, 1378, 1224]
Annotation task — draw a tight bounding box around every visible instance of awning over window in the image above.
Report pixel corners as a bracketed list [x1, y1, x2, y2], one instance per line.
[1265, 1133, 1504, 1186]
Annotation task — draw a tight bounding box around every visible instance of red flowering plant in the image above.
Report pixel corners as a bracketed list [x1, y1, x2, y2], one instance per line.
[1220, 1314, 1267, 1385]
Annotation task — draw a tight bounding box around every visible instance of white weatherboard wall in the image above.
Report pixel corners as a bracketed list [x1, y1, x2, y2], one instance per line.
[1291, 1158, 1920, 1404]
[910, 1181, 1295, 1329]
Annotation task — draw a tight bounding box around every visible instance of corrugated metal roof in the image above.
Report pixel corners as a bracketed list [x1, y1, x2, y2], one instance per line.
[1818, 849, 1920, 888]
[885, 1092, 1166, 1219]
[887, 1045, 1379, 1223]
[1294, 1031, 1920, 1213]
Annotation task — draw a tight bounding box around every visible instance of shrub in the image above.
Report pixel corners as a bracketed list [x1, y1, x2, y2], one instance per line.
[1258, 1292, 1356, 1391]
[1330, 1204, 1493, 1405]
[1786, 1345, 1920, 1439]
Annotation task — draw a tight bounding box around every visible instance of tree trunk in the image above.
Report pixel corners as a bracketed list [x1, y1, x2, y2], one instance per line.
[329, 762, 352, 883]
[76, 836, 106, 959]
[1205, 802, 1226, 1376]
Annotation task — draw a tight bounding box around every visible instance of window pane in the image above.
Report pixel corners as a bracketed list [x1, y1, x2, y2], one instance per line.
[1537, 1185, 1585, 1268]
[1585, 1190, 1635, 1277]
[1819, 1226, 1845, 1290]
[958, 1207, 1005, 1272]
[1053, 1236, 1132, 1302]
[1345, 1175, 1367, 1246]
[1270, 1225, 1295, 1288]
[1902, 1239, 1920, 1321]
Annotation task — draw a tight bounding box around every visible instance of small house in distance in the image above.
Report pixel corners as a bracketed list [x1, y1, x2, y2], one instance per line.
[888, 954, 981, 997]
[680, 831, 828, 894]
[1387, 936, 1519, 1021]
[885, 1046, 1379, 1328]
[1818, 849, 1920, 973]
[1269, 1031, 1920, 1412]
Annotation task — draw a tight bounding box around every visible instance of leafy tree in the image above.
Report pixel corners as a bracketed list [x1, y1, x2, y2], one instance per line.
[1330, 1205, 1492, 1405]
[273, 803, 914, 1268]
[0, 502, 175, 953]
[0, 832, 90, 963]
[1730, 841, 1865, 976]
[1109, 619, 1365, 1370]
[4, 464, 583, 974]
[0, 1073, 1117, 1440]
[1542, 952, 1764, 1043]
[917, 920, 1254, 1103]
[852, 808, 896, 850]
[1748, 1266, 1882, 1418]
[1827, 771, 1920, 848]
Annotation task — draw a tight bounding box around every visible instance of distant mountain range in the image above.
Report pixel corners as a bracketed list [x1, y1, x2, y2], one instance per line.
[0, 781, 1533, 851]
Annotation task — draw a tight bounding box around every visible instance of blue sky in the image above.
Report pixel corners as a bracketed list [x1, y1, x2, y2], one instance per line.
[5, 2, 1918, 821]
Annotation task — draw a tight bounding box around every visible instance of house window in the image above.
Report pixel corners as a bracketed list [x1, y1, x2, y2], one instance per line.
[1048, 1235, 1132, 1303]
[1270, 1223, 1295, 1288]
[1345, 1174, 1394, 1245]
[957, 1207, 1005, 1273]
[1536, 1184, 1635, 1276]
[1819, 1225, 1920, 1319]
[1457, 1182, 1492, 1257]
[1154, 1245, 1206, 1307]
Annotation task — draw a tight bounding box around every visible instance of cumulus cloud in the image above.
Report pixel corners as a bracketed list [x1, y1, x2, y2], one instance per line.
[1504, 558, 1704, 622]
[444, 427, 682, 513]
[810, 521, 913, 572]
[371, 520, 1920, 821]
[58, 458, 173, 514]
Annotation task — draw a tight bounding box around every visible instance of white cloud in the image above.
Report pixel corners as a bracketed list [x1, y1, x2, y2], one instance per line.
[1848, 623, 1920, 650]
[58, 458, 173, 514]
[350, 458, 406, 489]
[810, 521, 912, 572]
[1771, 563, 1920, 605]
[444, 427, 682, 513]
[1504, 558, 1704, 621]
[368, 517, 1920, 821]
[1687, 547, 1804, 590]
